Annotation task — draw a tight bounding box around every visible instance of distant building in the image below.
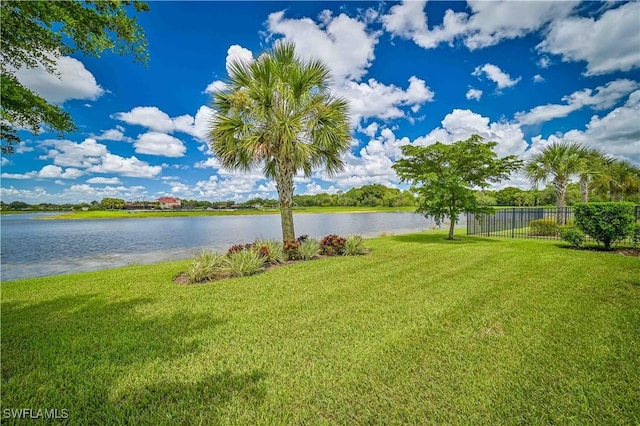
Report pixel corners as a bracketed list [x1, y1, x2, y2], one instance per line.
[157, 197, 181, 209]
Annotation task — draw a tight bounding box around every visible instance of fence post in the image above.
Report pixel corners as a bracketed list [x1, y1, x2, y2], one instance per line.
[511, 208, 516, 238]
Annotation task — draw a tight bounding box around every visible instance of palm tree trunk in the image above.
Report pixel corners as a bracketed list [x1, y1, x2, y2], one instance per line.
[554, 177, 568, 225]
[580, 176, 589, 203]
[275, 161, 296, 242]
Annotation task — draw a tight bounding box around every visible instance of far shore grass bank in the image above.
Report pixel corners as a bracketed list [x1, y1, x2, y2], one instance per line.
[27, 205, 415, 220]
[2, 232, 639, 424]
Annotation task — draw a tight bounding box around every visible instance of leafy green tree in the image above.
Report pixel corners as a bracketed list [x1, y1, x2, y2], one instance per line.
[393, 135, 522, 240]
[100, 198, 126, 210]
[209, 41, 351, 242]
[1, 0, 150, 154]
[525, 141, 587, 224]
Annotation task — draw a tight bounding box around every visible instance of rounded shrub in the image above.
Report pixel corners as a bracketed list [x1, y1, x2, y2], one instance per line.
[320, 234, 346, 256]
[558, 225, 585, 248]
[528, 218, 558, 236]
[574, 202, 635, 250]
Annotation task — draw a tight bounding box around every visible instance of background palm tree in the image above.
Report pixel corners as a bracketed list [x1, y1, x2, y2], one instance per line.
[593, 160, 640, 202]
[525, 141, 587, 224]
[577, 147, 611, 203]
[209, 41, 351, 242]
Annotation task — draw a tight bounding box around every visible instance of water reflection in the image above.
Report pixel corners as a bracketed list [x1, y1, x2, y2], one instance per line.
[1, 212, 463, 280]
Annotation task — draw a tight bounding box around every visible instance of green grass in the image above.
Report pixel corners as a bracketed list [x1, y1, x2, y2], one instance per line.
[2, 233, 639, 424]
[36, 206, 415, 220]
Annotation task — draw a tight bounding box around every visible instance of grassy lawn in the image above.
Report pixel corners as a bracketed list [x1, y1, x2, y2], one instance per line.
[35, 206, 415, 220]
[2, 233, 639, 424]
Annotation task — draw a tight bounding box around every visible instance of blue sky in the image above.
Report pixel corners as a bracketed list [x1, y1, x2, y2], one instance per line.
[2, 0, 639, 204]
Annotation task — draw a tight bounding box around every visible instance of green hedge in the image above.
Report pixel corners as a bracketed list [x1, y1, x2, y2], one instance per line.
[574, 202, 635, 250]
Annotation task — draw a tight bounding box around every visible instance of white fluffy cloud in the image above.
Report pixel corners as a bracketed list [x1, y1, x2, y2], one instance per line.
[14, 55, 105, 104]
[532, 74, 544, 83]
[466, 88, 483, 101]
[134, 132, 187, 158]
[516, 79, 639, 125]
[266, 9, 380, 82]
[530, 90, 640, 164]
[225, 45, 253, 74]
[203, 80, 227, 94]
[92, 128, 133, 142]
[112, 105, 212, 141]
[413, 109, 527, 157]
[336, 76, 434, 125]
[472, 64, 521, 90]
[382, 0, 577, 50]
[39, 138, 108, 168]
[538, 2, 640, 76]
[86, 177, 122, 185]
[36, 165, 84, 179]
[112, 106, 178, 133]
[87, 153, 162, 178]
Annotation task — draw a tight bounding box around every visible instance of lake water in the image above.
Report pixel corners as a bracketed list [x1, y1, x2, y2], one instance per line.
[0, 212, 463, 281]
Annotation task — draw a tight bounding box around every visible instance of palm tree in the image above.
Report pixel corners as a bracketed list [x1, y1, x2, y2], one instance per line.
[594, 160, 640, 201]
[208, 41, 351, 242]
[525, 141, 587, 224]
[577, 147, 611, 203]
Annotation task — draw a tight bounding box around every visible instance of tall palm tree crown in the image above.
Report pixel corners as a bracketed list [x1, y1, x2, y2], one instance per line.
[525, 141, 588, 223]
[208, 41, 351, 242]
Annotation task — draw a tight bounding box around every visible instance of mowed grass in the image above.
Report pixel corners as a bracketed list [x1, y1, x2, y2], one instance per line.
[2, 233, 639, 424]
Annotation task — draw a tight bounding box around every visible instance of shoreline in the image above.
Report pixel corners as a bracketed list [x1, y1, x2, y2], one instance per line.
[24, 206, 416, 220]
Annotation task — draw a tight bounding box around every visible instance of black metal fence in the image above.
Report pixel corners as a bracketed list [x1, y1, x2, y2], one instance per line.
[467, 206, 639, 244]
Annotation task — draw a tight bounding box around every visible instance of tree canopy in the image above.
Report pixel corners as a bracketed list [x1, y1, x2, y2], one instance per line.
[393, 135, 522, 239]
[209, 40, 351, 242]
[1, 0, 150, 154]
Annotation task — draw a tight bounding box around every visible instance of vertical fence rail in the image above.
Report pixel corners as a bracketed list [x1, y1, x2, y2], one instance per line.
[467, 205, 639, 245]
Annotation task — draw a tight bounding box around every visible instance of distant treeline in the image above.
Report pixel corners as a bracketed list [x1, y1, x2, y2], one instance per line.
[4, 181, 636, 212]
[0, 184, 417, 211]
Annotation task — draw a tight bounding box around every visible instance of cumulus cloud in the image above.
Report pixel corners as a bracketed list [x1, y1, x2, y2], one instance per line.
[516, 79, 639, 125]
[532, 74, 544, 83]
[112, 105, 212, 141]
[538, 2, 640, 75]
[203, 80, 227, 94]
[194, 157, 221, 169]
[86, 177, 122, 185]
[39, 138, 108, 168]
[92, 128, 133, 142]
[335, 76, 434, 125]
[87, 153, 162, 178]
[225, 45, 253, 74]
[36, 165, 84, 179]
[381, 0, 577, 50]
[466, 88, 483, 101]
[412, 109, 527, 157]
[530, 90, 640, 164]
[134, 132, 187, 158]
[266, 9, 380, 82]
[112, 106, 177, 133]
[472, 64, 521, 90]
[14, 55, 105, 103]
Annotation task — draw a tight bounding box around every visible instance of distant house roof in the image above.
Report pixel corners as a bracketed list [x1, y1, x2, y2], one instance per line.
[158, 197, 180, 203]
